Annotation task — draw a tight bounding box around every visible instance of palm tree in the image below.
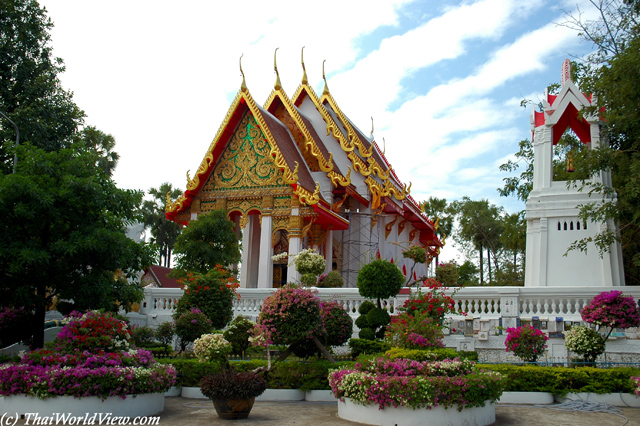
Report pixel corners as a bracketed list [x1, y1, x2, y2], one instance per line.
[142, 182, 183, 267]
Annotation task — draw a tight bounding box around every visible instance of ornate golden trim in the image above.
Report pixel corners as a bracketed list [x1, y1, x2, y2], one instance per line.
[385, 215, 399, 240]
[409, 228, 419, 243]
[327, 166, 351, 188]
[293, 182, 320, 206]
[398, 219, 410, 236]
[331, 193, 349, 212]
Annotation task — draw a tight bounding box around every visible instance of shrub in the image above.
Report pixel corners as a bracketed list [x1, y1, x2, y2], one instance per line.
[632, 376, 640, 397]
[564, 325, 606, 363]
[357, 259, 403, 308]
[320, 300, 353, 347]
[132, 326, 155, 347]
[291, 248, 326, 276]
[174, 308, 213, 351]
[366, 307, 391, 328]
[384, 311, 444, 349]
[358, 327, 375, 340]
[200, 370, 266, 400]
[403, 280, 462, 325]
[384, 347, 466, 361]
[317, 270, 344, 288]
[174, 266, 239, 330]
[193, 333, 232, 364]
[435, 261, 459, 286]
[155, 321, 176, 350]
[358, 300, 376, 315]
[581, 290, 640, 333]
[354, 315, 369, 329]
[56, 311, 132, 352]
[300, 273, 318, 287]
[223, 316, 255, 355]
[348, 338, 391, 358]
[504, 324, 549, 363]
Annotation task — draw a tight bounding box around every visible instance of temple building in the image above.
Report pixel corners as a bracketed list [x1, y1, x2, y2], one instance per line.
[166, 53, 441, 288]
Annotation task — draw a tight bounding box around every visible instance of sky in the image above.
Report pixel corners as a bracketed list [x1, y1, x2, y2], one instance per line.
[39, 0, 599, 261]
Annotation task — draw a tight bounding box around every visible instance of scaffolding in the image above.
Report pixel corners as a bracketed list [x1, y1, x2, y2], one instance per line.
[339, 212, 380, 288]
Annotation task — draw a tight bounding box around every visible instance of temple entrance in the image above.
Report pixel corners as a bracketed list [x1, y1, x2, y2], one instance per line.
[272, 229, 289, 288]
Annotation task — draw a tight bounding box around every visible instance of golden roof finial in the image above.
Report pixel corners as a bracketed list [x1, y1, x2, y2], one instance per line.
[274, 47, 282, 90]
[370, 116, 374, 136]
[239, 54, 247, 92]
[301, 46, 308, 85]
[322, 60, 329, 95]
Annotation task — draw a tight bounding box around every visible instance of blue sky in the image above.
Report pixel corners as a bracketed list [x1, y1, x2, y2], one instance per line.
[40, 0, 599, 260]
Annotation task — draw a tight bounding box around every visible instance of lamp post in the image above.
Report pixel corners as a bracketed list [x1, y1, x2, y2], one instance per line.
[0, 110, 20, 173]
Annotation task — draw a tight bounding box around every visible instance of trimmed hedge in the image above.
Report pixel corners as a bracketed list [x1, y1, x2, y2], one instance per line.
[348, 338, 391, 358]
[384, 347, 477, 361]
[158, 358, 354, 390]
[477, 364, 640, 396]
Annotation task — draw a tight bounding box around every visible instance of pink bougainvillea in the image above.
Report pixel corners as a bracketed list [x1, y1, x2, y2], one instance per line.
[581, 290, 640, 330]
[505, 324, 548, 363]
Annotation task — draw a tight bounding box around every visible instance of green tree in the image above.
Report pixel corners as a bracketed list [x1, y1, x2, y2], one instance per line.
[420, 197, 454, 264]
[172, 209, 241, 274]
[0, 144, 153, 348]
[500, 211, 526, 284]
[0, 0, 84, 173]
[75, 126, 120, 176]
[451, 197, 504, 284]
[141, 182, 183, 267]
[357, 259, 404, 308]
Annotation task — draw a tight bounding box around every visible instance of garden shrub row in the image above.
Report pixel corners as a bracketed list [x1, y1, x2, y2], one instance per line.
[477, 364, 640, 396]
[158, 358, 354, 390]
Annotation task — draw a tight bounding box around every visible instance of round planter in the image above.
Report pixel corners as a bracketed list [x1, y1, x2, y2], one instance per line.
[305, 390, 336, 402]
[0, 393, 164, 418]
[212, 397, 255, 420]
[338, 397, 495, 426]
[498, 391, 554, 405]
[256, 389, 305, 401]
[555, 392, 640, 408]
[164, 386, 182, 397]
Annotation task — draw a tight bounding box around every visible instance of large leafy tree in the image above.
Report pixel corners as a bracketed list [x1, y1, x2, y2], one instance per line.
[141, 182, 183, 267]
[172, 209, 241, 275]
[0, 0, 84, 172]
[0, 144, 153, 348]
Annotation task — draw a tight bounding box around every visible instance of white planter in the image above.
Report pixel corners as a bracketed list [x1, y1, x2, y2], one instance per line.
[305, 390, 336, 402]
[164, 386, 182, 397]
[498, 391, 554, 405]
[181, 387, 207, 399]
[256, 389, 305, 401]
[338, 397, 495, 426]
[0, 393, 164, 418]
[555, 392, 640, 408]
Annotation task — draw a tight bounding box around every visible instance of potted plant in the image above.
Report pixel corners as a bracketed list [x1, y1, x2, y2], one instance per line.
[193, 333, 266, 420]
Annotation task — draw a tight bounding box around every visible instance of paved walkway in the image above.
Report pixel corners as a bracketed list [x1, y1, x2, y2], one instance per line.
[162, 397, 640, 426]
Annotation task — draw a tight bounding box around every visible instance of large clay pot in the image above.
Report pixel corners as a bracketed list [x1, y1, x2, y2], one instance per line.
[212, 397, 255, 420]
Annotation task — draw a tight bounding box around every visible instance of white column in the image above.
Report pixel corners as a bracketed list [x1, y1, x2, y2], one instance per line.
[257, 215, 273, 288]
[287, 206, 302, 283]
[239, 218, 253, 288]
[324, 230, 333, 274]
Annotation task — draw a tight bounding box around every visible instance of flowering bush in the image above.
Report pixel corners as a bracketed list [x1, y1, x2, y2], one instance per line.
[291, 248, 326, 276]
[56, 311, 132, 352]
[632, 376, 640, 397]
[193, 333, 232, 363]
[385, 311, 444, 349]
[174, 308, 213, 351]
[0, 311, 176, 400]
[329, 357, 504, 410]
[581, 290, 640, 332]
[175, 266, 239, 329]
[320, 300, 353, 347]
[564, 325, 606, 363]
[505, 324, 548, 363]
[402, 280, 463, 325]
[435, 261, 459, 286]
[223, 316, 255, 355]
[401, 245, 427, 264]
[317, 270, 344, 288]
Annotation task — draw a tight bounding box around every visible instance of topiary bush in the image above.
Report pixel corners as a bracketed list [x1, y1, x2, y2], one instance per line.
[174, 308, 213, 352]
[348, 338, 391, 358]
[223, 316, 255, 356]
[132, 326, 155, 347]
[317, 270, 344, 288]
[357, 259, 404, 308]
[155, 321, 176, 351]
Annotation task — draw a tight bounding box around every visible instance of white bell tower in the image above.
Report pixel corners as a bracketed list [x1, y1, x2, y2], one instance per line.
[524, 60, 625, 287]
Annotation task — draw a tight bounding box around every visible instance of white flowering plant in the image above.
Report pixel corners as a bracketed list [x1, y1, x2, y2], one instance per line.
[193, 333, 232, 363]
[564, 325, 606, 363]
[290, 248, 326, 276]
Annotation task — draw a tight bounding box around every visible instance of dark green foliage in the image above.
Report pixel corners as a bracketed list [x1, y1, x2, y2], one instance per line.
[366, 307, 391, 328]
[200, 371, 266, 400]
[354, 315, 369, 329]
[384, 347, 470, 361]
[358, 328, 376, 340]
[0, 144, 153, 348]
[0, 0, 85, 172]
[174, 309, 212, 352]
[173, 209, 241, 274]
[358, 300, 376, 315]
[155, 321, 176, 349]
[348, 338, 391, 358]
[223, 316, 255, 355]
[141, 183, 183, 268]
[317, 270, 344, 288]
[477, 364, 640, 396]
[132, 326, 155, 347]
[357, 260, 403, 308]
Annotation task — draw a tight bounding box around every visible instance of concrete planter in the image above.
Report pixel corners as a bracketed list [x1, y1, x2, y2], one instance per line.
[181, 387, 207, 399]
[305, 390, 336, 402]
[338, 397, 495, 426]
[0, 393, 164, 418]
[164, 386, 182, 397]
[555, 392, 640, 408]
[498, 391, 554, 405]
